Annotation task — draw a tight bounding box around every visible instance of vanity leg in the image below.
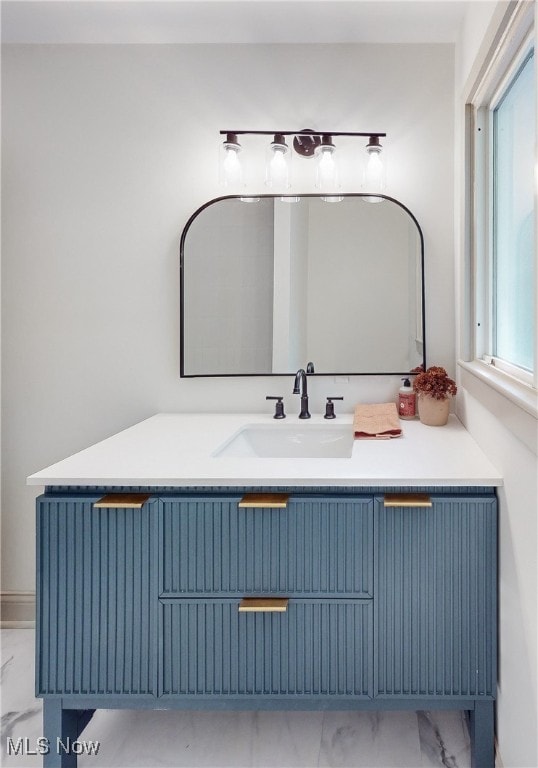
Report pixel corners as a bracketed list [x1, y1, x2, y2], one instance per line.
[43, 700, 95, 768]
[469, 701, 495, 768]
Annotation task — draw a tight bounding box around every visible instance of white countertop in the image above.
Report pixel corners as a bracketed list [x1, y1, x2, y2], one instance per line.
[27, 413, 502, 488]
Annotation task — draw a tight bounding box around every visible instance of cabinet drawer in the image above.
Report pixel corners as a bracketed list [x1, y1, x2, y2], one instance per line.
[161, 496, 373, 598]
[160, 598, 372, 698]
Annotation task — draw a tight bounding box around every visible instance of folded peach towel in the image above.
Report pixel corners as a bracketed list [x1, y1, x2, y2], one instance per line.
[353, 403, 402, 439]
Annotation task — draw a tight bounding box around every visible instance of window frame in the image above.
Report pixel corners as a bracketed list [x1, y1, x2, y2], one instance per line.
[468, 4, 536, 395]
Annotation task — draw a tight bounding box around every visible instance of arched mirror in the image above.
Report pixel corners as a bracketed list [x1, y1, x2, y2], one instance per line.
[180, 194, 425, 376]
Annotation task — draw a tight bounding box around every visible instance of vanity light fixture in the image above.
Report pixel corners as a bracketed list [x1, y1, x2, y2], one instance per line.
[219, 129, 386, 196]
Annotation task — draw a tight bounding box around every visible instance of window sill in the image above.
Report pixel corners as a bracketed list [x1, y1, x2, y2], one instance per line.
[458, 359, 537, 454]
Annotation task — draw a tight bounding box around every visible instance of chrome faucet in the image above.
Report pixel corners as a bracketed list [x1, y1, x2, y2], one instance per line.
[293, 369, 311, 419]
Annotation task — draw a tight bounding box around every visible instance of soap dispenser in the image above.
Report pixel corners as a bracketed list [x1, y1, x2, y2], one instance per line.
[398, 378, 416, 420]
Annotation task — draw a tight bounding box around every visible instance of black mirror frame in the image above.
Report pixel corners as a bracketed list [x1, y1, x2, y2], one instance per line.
[180, 193, 426, 378]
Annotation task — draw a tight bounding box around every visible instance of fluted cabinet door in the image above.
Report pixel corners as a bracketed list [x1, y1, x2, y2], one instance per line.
[374, 495, 497, 699]
[36, 495, 159, 697]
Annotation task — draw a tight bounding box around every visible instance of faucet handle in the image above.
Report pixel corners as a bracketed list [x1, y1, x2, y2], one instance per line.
[324, 396, 343, 419]
[266, 396, 286, 419]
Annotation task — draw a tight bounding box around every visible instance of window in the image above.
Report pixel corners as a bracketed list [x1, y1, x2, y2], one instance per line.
[470, 4, 536, 391]
[492, 50, 535, 375]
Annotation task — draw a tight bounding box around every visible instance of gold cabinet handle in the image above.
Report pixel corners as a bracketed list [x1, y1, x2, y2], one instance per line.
[384, 493, 432, 508]
[93, 493, 150, 509]
[239, 598, 289, 612]
[238, 493, 289, 509]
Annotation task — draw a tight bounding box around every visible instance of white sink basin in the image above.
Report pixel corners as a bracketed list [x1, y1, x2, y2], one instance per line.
[213, 423, 354, 459]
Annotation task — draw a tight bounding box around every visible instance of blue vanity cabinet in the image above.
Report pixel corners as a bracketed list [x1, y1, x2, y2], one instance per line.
[36, 488, 497, 767]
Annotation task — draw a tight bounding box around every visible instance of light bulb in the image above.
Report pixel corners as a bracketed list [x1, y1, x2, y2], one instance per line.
[223, 148, 241, 184]
[269, 148, 287, 185]
[365, 150, 383, 189]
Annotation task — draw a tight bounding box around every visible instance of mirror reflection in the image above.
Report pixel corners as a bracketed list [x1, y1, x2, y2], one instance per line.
[180, 195, 425, 376]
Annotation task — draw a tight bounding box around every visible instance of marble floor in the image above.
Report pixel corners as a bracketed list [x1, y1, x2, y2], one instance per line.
[1, 629, 474, 768]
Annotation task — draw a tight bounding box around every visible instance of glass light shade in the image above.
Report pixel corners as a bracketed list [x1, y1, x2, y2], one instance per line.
[363, 145, 386, 196]
[219, 135, 243, 189]
[265, 136, 291, 190]
[315, 144, 339, 193]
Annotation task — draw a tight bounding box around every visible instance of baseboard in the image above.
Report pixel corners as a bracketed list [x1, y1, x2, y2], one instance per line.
[0, 591, 35, 628]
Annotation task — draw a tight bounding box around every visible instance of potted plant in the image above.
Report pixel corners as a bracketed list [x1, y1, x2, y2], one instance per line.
[413, 366, 457, 426]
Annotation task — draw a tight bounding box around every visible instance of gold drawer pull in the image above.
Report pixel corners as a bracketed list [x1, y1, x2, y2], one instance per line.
[384, 493, 432, 508]
[239, 598, 289, 612]
[94, 493, 150, 509]
[238, 493, 289, 509]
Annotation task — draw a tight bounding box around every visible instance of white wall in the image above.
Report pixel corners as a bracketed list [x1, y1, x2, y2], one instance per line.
[1, 43, 454, 593]
[455, 4, 538, 766]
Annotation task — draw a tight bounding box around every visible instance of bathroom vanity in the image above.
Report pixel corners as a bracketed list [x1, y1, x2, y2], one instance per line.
[28, 413, 501, 767]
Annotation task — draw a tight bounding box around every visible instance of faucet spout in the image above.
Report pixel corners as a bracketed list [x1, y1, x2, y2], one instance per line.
[293, 369, 305, 395]
[293, 369, 311, 419]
